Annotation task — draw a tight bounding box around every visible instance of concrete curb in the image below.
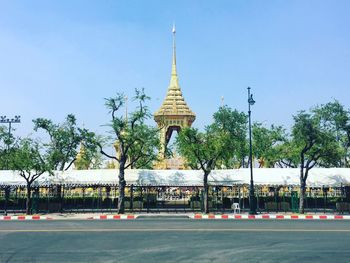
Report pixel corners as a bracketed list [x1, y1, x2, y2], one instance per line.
[0, 215, 137, 220]
[190, 214, 350, 220]
[1, 214, 350, 220]
[0, 215, 53, 220]
[88, 214, 137, 220]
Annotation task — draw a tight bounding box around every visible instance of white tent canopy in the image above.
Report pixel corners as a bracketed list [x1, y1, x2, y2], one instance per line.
[0, 168, 349, 187]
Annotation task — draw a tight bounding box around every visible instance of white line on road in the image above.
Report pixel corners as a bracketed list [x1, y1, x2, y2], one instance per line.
[1, 228, 350, 233]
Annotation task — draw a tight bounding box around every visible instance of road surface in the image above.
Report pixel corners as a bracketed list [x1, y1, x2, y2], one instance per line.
[0, 218, 349, 262]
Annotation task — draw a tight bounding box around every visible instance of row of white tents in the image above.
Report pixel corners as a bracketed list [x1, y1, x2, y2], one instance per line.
[0, 168, 349, 187]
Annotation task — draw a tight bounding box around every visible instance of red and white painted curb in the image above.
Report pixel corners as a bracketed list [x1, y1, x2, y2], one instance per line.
[0, 215, 53, 220]
[88, 214, 137, 220]
[190, 214, 350, 220]
[0, 214, 137, 220]
[1, 214, 349, 220]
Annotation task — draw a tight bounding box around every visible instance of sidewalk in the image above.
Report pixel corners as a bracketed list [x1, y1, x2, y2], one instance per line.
[1, 212, 350, 220]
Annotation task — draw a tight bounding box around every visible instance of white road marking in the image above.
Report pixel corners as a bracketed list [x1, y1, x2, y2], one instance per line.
[0, 228, 350, 233]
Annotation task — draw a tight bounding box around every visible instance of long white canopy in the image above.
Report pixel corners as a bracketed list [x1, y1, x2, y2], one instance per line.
[0, 168, 349, 187]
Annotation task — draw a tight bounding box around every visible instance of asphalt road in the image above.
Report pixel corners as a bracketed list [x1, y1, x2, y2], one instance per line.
[0, 219, 349, 263]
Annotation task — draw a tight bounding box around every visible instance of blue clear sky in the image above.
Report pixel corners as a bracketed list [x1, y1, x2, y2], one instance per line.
[1, 0, 349, 138]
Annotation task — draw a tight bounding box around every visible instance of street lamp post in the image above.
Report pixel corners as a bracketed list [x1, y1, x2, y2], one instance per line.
[247, 87, 257, 215]
[0, 115, 20, 216]
[0, 115, 21, 144]
[0, 115, 21, 164]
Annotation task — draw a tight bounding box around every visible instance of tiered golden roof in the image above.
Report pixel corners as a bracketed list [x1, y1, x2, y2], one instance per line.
[154, 25, 195, 124]
[153, 26, 196, 169]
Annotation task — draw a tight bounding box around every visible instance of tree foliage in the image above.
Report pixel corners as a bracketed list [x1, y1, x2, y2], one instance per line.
[99, 88, 160, 213]
[176, 106, 246, 213]
[0, 125, 11, 148]
[0, 125, 16, 170]
[279, 105, 343, 213]
[213, 106, 248, 168]
[8, 138, 53, 214]
[33, 114, 97, 171]
[313, 100, 350, 167]
[252, 123, 286, 168]
[0, 126, 8, 169]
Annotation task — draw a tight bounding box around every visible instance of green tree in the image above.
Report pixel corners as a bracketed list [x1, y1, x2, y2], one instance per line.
[0, 126, 8, 169]
[99, 89, 160, 214]
[0, 125, 9, 147]
[313, 100, 350, 167]
[213, 106, 248, 168]
[252, 123, 286, 167]
[176, 106, 244, 213]
[281, 107, 342, 213]
[8, 138, 53, 215]
[0, 125, 16, 170]
[33, 114, 97, 171]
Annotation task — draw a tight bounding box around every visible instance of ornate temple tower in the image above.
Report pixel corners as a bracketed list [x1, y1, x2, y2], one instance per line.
[74, 143, 90, 170]
[154, 26, 196, 168]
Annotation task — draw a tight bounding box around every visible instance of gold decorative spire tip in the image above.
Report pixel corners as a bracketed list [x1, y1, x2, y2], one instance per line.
[154, 24, 195, 120]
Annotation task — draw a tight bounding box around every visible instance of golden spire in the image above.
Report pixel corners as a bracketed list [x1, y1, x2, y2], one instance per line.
[169, 23, 179, 89]
[154, 25, 195, 120]
[171, 23, 177, 79]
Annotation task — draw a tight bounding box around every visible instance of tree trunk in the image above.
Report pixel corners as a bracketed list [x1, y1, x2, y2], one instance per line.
[299, 178, 306, 214]
[26, 183, 32, 215]
[299, 153, 306, 214]
[241, 158, 245, 168]
[345, 152, 349, 168]
[118, 160, 126, 214]
[59, 162, 65, 172]
[203, 171, 209, 214]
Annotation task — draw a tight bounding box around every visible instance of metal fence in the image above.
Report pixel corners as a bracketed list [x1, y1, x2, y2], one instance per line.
[0, 184, 349, 214]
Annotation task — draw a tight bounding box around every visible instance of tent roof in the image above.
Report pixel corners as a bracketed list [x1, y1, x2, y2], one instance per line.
[0, 168, 349, 187]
